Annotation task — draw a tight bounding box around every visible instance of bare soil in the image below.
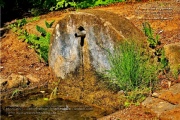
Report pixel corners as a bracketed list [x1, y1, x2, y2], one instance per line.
[0, 0, 179, 119]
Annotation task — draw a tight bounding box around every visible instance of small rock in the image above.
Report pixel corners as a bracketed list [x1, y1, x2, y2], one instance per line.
[17, 72, 24, 75]
[0, 66, 4, 71]
[118, 90, 125, 95]
[152, 92, 159, 97]
[40, 91, 45, 94]
[35, 67, 41, 71]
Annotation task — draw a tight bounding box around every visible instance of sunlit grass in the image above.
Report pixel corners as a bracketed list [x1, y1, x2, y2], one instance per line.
[106, 40, 158, 92]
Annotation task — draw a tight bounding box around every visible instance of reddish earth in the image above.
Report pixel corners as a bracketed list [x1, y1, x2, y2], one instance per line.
[98, 105, 157, 120]
[0, 0, 179, 119]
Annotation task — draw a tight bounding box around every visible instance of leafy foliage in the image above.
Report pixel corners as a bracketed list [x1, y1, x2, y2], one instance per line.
[21, 21, 54, 63]
[21, 28, 51, 63]
[36, 25, 47, 36]
[8, 17, 40, 29]
[8, 18, 54, 63]
[142, 22, 169, 72]
[143, 22, 160, 49]
[45, 20, 55, 28]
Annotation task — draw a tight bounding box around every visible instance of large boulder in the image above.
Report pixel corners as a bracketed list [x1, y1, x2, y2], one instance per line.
[49, 10, 146, 79]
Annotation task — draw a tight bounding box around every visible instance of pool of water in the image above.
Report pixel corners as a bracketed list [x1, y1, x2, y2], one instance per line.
[1, 93, 105, 120]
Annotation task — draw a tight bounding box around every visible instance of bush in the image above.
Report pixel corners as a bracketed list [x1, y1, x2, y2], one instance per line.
[106, 40, 158, 92]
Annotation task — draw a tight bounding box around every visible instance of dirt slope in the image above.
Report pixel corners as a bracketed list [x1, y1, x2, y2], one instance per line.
[1, 0, 180, 119]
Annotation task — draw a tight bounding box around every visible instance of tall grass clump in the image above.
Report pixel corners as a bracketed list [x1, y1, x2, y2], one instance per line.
[107, 40, 158, 93]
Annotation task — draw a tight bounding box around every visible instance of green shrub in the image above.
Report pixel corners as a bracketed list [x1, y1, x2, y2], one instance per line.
[106, 41, 158, 92]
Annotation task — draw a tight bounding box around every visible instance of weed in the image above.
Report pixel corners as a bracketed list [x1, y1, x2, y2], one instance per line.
[45, 20, 55, 28]
[173, 70, 179, 79]
[12, 20, 54, 63]
[159, 49, 169, 69]
[11, 89, 22, 99]
[142, 22, 160, 49]
[50, 79, 61, 100]
[142, 22, 169, 75]
[107, 41, 158, 92]
[124, 88, 148, 106]
[50, 86, 58, 100]
[8, 17, 39, 29]
[105, 40, 159, 104]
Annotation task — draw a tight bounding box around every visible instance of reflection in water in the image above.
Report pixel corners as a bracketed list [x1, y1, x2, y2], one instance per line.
[1, 94, 105, 120]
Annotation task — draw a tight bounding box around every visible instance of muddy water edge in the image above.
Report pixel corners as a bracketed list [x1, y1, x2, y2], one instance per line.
[1, 89, 107, 120]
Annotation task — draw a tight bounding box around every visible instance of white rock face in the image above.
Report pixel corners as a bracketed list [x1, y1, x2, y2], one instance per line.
[49, 10, 146, 79]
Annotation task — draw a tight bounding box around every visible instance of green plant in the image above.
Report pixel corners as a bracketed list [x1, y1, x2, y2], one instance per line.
[124, 88, 148, 106]
[106, 40, 159, 105]
[159, 48, 169, 69]
[11, 89, 22, 99]
[142, 22, 160, 49]
[45, 20, 55, 28]
[20, 21, 54, 63]
[106, 41, 158, 92]
[50, 86, 58, 100]
[9, 19, 53, 63]
[8, 18, 28, 31]
[8, 17, 39, 29]
[142, 22, 170, 76]
[49, 79, 61, 100]
[172, 69, 178, 79]
[0, 0, 5, 8]
[50, 0, 77, 10]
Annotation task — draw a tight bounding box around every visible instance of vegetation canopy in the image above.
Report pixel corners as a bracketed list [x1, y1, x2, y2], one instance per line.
[1, 0, 126, 25]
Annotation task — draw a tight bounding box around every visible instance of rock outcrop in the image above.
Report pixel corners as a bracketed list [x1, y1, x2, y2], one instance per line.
[142, 83, 180, 120]
[164, 43, 180, 75]
[49, 10, 146, 80]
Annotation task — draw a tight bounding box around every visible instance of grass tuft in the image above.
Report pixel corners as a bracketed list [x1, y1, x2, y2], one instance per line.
[106, 40, 158, 93]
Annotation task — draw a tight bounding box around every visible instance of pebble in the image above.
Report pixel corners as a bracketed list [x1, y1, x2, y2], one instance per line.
[152, 92, 159, 97]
